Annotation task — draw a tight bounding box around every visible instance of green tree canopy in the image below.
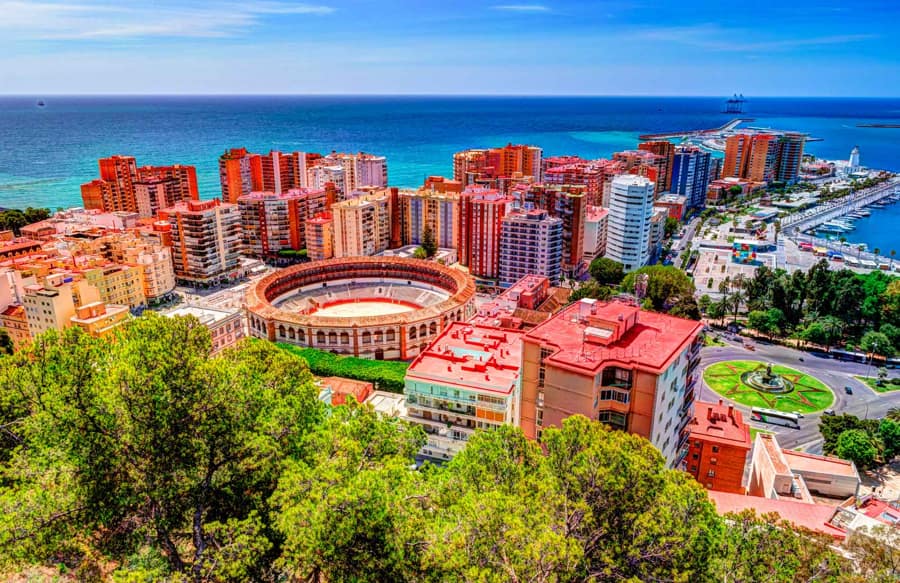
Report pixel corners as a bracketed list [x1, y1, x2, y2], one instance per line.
[861, 331, 896, 358]
[0, 315, 324, 578]
[588, 257, 625, 285]
[421, 224, 437, 258]
[836, 429, 878, 469]
[621, 265, 696, 312]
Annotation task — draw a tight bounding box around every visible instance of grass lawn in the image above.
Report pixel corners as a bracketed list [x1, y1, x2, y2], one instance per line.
[749, 427, 774, 441]
[854, 375, 900, 394]
[703, 360, 834, 414]
[278, 344, 409, 393]
[703, 335, 726, 347]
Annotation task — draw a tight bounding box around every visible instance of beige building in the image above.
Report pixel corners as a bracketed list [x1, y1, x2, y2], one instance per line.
[332, 189, 393, 257]
[1, 304, 31, 350]
[71, 301, 130, 338]
[83, 263, 145, 308]
[305, 212, 334, 261]
[23, 283, 77, 338]
[165, 306, 246, 354]
[398, 188, 460, 249]
[748, 434, 860, 501]
[160, 199, 243, 284]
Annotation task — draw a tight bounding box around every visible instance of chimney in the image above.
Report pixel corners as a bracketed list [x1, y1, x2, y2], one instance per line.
[728, 404, 734, 420]
[707, 406, 713, 421]
[718, 399, 724, 407]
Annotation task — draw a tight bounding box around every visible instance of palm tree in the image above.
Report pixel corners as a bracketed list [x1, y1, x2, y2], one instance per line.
[891, 249, 896, 270]
[839, 236, 847, 254]
[874, 247, 881, 262]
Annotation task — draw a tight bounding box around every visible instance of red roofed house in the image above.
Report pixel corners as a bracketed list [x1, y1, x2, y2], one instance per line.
[318, 376, 374, 406]
[708, 490, 847, 541]
[684, 400, 751, 494]
[403, 322, 524, 460]
[519, 298, 704, 467]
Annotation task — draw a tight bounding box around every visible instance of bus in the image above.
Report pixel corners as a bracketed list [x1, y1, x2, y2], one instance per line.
[751, 408, 801, 429]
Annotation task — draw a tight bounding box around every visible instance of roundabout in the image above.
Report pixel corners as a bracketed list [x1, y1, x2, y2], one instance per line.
[703, 360, 835, 414]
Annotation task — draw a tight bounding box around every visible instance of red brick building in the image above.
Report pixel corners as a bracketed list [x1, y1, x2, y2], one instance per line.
[684, 399, 751, 494]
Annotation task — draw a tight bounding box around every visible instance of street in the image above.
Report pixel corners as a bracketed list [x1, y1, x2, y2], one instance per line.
[699, 334, 900, 455]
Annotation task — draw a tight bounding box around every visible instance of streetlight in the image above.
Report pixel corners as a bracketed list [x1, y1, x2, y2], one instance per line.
[865, 341, 878, 381]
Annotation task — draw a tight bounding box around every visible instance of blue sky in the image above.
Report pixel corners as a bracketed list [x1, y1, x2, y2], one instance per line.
[1, 0, 897, 95]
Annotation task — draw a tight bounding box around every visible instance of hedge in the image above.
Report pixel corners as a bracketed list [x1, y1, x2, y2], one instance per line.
[278, 344, 408, 393]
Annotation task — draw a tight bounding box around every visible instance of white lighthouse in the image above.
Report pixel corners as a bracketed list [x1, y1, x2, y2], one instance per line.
[849, 146, 860, 172]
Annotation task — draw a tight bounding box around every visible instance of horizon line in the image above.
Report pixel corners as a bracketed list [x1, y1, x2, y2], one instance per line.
[2, 93, 898, 99]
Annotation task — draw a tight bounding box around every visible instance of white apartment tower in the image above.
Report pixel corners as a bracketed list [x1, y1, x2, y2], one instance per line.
[605, 174, 655, 272]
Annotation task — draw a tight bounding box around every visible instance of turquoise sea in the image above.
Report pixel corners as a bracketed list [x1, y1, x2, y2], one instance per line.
[0, 96, 898, 248]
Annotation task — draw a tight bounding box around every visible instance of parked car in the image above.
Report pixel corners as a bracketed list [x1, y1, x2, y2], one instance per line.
[823, 409, 836, 416]
[844, 386, 853, 395]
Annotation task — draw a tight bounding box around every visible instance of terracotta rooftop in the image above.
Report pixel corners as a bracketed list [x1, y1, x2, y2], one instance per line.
[406, 322, 523, 396]
[688, 400, 751, 449]
[708, 491, 846, 540]
[524, 299, 703, 375]
[781, 449, 859, 478]
[757, 433, 792, 475]
[856, 496, 900, 524]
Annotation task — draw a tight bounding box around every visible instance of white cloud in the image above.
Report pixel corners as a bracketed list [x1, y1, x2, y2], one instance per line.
[636, 24, 876, 52]
[492, 4, 550, 12]
[0, 1, 334, 40]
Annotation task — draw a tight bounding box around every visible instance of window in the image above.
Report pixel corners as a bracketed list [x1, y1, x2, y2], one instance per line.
[692, 453, 699, 460]
[711, 446, 720, 453]
[690, 465, 697, 472]
[707, 470, 715, 478]
[710, 458, 717, 465]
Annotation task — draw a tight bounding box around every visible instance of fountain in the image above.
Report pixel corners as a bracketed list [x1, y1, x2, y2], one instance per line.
[740, 362, 794, 394]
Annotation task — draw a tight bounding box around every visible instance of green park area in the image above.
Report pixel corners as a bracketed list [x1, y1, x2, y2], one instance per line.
[278, 344, 409, 393]
[703, 360, 834, 414]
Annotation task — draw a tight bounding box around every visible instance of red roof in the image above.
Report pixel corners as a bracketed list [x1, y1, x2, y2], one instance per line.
[406, 322, 523, 396]
[689, 400, 751, 449]
[708, 491, 845, 540]
[524, 299, 703, 375]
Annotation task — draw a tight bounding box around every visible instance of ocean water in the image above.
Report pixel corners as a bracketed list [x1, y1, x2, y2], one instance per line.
[0, 96, 898, 227]
[833, 200, 900, 256]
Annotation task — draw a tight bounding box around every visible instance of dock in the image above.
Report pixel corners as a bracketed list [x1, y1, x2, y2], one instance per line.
[638, 118, 754, 141]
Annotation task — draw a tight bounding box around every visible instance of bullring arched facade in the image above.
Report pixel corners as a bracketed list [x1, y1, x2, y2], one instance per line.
[245, 256, 476, 360]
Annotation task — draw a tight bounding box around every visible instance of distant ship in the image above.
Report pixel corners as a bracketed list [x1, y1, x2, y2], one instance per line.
[36, 100, 45, 107]
[723, 94, 745, 114]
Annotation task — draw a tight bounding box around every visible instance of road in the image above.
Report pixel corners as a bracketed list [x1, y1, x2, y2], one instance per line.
[699, 334, 900, 455]
[670, 216, 701, 265]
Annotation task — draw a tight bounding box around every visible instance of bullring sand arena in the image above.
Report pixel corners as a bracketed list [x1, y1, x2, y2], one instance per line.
[246, 256, 476, 360]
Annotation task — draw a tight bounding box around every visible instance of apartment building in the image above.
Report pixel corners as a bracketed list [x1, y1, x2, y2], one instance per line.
[331, 188, 393, 257]
[70, 301, 130, 338]
[670, 146, 711, 213]
[458, 187, 514, 279]
[583, 206, 609, 262]
[605, 174, 655, 272]
[453, 144, 542, 192]
[638, 141, 675, 192]
[519, 298, 704, 467]
[403, 322, 524, 460]
[160, 199, 243, 284]
[398, 188, 460, 249]
[82, 263, 145, 308]
[237, 189, 331, 258]
[684, 400, 752, 494]
[498, 208, 562, 287]
[165, 306, 246, 354]
[305, 212, 334, 261]
[511, 183, 587, 278]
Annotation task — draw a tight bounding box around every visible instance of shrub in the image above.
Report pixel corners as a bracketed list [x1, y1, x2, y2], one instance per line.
[278, 344, 408, 393]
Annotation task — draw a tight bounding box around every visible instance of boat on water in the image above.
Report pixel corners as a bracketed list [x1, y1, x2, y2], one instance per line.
[857, 209, 871, 216]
